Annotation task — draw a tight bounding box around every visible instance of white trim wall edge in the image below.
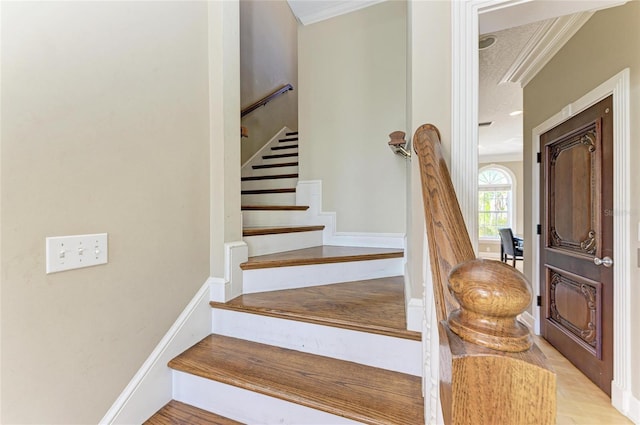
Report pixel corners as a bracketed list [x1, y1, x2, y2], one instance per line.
[210, 241, 248, 302]
[530, 68, 631, 420]
[296, 180, 405, 249]
[407, 298, 424, 332]
[289, 0, 385, 26]
[98, 279, 213, 424]
[519, 311, 535, 331]
[612, 384, 640, 425]
[241, 126, 290, 170]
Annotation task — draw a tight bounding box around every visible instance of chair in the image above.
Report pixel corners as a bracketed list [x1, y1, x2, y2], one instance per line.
[499, 228, 523, 267]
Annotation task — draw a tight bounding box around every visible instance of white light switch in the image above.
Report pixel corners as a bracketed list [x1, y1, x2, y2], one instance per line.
[46, 233, 108, 274]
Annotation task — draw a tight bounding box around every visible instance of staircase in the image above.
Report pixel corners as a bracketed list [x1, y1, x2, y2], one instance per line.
[144, 130, 424, 424]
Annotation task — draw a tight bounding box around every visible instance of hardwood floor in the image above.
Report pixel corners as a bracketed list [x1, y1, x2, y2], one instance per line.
[169, 335, 424, 424]
[242, 225, 325, 237]
[211, 277, 420, 340]
[144, 400, 242, 425]
[240, 245, 404, 270]
[535, 337, 632, 424]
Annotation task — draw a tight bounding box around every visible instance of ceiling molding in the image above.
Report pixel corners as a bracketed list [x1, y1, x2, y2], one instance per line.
[479, 152, 523, 163]
[499, 11, 594, 88]
[287, 0, 385, 26]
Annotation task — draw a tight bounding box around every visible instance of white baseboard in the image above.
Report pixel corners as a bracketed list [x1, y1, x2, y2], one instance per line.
[612, 382, 640, 424]
[519, 310, 535, 331]
[295, 180, 405, 249]
[407, 298, 424, 332]
[99, 280, 213, 424]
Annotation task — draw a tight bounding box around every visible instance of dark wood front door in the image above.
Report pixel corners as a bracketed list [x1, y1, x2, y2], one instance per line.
[540, 95, 613, 396]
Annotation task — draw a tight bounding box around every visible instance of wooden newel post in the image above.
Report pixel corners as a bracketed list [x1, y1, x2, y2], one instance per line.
[447, 258, 532, 352]
[413, 123, 556, 425]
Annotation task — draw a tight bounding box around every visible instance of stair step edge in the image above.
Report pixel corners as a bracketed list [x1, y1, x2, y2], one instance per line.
[144, 400, 242, 425]
[241, 188, 296, 195]
[168, 335, 424, 425]
[241, 173, 298, 181]
[253, 162, 298, 169]
[243, 225, 324, 237]
[240, 250, 404, 270]
[262, 153, 299, 159]
[271, 145, 298, 151]
[210, 301, 421, 341]
[241, 205, 309, 211]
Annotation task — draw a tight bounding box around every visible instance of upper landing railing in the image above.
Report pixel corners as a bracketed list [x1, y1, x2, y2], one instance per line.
[241, 84, 294, 118]
[413, 124, 557, 424]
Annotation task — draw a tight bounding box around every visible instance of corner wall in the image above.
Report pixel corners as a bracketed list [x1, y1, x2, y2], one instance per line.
[298, 1, 407, 234]
[523, 0, 640, 409]
[1, 2, 210, 423]
[240, 0, 298, 164]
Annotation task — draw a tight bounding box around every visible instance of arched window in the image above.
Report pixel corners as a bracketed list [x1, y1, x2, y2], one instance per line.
[478, 166, 514, 239]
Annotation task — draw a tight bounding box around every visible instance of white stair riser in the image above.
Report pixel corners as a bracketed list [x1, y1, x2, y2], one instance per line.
[242, 210, 314, 227]
[173, 371, 361, 425]
[259, 156, 299, 165]
[241, 192, 296, 206]
[243, 165, 298, 178]
[271, 145, 298, 151]
[241, 177, 299, 191]
[244, 230, 323, 256]
[212, 309, 422, 376]
[242, 258, 404, 293]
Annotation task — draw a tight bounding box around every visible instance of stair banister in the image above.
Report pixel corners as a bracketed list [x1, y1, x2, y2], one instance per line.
[413, 124, 556, 424]
[241, 83, 294, 118]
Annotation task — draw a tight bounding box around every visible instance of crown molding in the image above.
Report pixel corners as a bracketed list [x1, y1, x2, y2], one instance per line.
[500, 11, 594, 88]
[287, 0, 385, 26]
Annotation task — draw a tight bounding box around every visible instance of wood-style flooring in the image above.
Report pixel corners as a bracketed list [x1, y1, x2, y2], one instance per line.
[169, 335, 424, 425]
[144, 400, 242, 425]
[240, 245, 404, 270]
[535, 336, 633, 424]
[211, 277, 420, 340]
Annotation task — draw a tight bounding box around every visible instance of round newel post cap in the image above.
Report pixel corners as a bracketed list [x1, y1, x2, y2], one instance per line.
[447, 258, 533, 352]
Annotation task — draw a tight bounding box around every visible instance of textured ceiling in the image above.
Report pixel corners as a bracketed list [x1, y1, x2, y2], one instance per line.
[478, 22, 546, 162]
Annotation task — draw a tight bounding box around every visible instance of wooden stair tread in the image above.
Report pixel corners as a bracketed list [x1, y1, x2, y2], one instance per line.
[169, 335, 424, 424]
[253, 162, 298, 169]
[240, 245, 404, 270]
[241, 173, 298, 181]
[241, 188, 296, 195]
[211, 277, 420, 341]
[241, 205, 309, 211]
[271, 144, 298, 150]
[279, 137, 298, 142]
[285, 131, 298, 136]
[243, 225, 324, 237]
[262, 152, 298, 159]
[144, 400, 242, 425]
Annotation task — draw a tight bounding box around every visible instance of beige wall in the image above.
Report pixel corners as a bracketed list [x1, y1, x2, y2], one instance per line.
[298, 0, 407, 233]
[478, 160, 524, 254]
[523, 1, 640, 400]
[240, 0, 298, 164]
[406, 0, 451, 300]
[1, 2, 211, 423]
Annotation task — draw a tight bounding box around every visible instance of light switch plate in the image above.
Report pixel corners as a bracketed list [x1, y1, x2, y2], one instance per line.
[46, 233, 108, 274]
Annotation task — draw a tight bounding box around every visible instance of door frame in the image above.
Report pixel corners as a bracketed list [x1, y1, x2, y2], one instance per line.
[451, 0, 632, 416]
[530, 69, 631, 409]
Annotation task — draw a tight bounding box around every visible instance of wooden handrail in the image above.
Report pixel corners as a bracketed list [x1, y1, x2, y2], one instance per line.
[413, 124, 556, 424]
[241, 84, 294, 118]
